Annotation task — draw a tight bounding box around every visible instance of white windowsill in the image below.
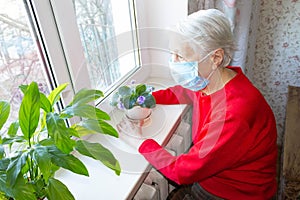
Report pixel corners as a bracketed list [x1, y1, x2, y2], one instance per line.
[55, 104, 188, 199]
[55, 63, 186, 199]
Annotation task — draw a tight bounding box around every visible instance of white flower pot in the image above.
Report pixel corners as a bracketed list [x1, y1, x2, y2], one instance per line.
[125, 106, 152, 120]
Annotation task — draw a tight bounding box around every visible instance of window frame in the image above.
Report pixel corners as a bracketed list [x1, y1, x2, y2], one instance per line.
[27, 0, 142, 106]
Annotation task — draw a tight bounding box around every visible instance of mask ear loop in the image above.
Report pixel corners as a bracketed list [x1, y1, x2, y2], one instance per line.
[198, 50, 214, 63]
[196, 50, 216, 78]
[208, 67, 217, 79]
[206, 49, 229, 93]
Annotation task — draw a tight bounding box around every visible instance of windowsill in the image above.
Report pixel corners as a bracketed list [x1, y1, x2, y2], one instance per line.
[55, 104, 189, 199]
[55, 67, 186, 199]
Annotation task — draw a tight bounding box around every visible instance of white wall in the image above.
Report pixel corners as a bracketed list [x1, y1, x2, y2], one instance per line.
[135, 0, 188, 80]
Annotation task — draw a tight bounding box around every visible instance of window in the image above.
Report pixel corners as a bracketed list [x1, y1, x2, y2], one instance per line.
[74, 0, 139, 92]
[0, 0, 139, 127]
[0, 0, 50, 128]
[44, 0, 140, 95]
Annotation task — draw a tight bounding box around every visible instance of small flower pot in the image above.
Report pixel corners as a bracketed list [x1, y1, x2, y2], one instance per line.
[125, 106, 152, 120]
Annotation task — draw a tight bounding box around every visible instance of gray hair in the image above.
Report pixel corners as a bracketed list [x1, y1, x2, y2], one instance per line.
[175, 9, 236, 67]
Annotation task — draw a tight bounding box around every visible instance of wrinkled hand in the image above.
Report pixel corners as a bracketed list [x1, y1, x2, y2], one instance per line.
[117, 118, 146, 150]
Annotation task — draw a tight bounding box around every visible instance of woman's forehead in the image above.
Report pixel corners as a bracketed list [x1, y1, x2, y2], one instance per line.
[169, 40, 196, 58]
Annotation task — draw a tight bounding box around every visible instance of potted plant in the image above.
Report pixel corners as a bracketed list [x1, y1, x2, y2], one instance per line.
[0, 81, 121, 200]
[110, 81, 156, 120]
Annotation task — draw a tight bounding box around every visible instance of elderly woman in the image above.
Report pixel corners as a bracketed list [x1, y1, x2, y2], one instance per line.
[122, 9, 277, 199]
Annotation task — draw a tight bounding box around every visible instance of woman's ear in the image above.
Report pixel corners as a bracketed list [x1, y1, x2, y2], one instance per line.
[211, 48, 224, 69]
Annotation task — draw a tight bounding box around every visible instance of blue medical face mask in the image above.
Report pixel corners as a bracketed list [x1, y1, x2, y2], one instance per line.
[169, 53, 214, 91]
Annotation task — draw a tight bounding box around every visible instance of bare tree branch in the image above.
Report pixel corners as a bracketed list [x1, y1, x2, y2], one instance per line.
[0, 14, 29, 32]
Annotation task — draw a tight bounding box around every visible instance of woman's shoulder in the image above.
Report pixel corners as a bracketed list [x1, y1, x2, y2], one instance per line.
[226, 66, 264, 99]
[224, 67, 272, 116]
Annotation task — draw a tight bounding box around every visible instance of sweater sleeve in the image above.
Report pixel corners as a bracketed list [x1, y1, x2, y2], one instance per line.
[139, 114, 251, 185]
[152, 85, 194, 105]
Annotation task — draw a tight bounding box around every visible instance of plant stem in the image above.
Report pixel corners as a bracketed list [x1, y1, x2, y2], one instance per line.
[30, 156, 35, 180]
[28, 157, 33, 181]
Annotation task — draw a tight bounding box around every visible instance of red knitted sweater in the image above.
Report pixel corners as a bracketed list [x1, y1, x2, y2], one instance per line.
[139, 67, 277, 200]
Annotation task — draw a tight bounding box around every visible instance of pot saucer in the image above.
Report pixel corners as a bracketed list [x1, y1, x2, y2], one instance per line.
[118, 106, 166, 139]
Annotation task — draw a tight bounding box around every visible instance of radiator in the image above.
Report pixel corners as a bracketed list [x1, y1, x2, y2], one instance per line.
[133, 183, 159, 200]
[134, 118, 192, 200]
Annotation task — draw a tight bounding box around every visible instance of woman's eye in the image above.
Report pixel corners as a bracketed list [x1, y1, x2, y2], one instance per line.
[177, 55, 185, 61]
[175, 54, 185, 61]
[170, 52, 186, 62]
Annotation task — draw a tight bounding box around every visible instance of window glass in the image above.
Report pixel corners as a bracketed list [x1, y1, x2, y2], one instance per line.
[73, 0, 139, 92]
[0, 0, 50, 128]
[0, 0, 139, 129]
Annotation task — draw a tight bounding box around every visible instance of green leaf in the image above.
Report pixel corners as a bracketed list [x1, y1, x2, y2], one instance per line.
[46, 113, 75, 154]
[0, 145, 4, 160]
[2, 136, 26, 145]
[118, 85, 131, 96]
[19, 83, 51, 112]
[19, 84, 28, 93]
[7, 121, 19, 137]
[47, 146, 88, 176]
[0, 172, 36, 200]
[63, 104, 110, 120]
[39, 138, 55, 146]
[0, 172, 12, 198]
[48, 83, 68, 106]
[6, 152, 29, 187]
[46, 178, 75, 200]
[143, 94, 156, 108]
[81, 119, 118, 138]
[123, 95, 135, 109]
[0, 101, 10, 130]
[110, 92, 120, 106]
[135, 84, 146, 95]
[20, 159, 30, 177]
[75, 140, 121, 175]
[31, 145, 52, 181]
[31, 178, 47, 199]
[49, 164, 60, 178]
[67, 127, 80, 138]
[0, 158, 10, 171]
[71, 125, 98, 137]
[40, 93, 52, 113]
[70, 89, 103, 105]
[19, 82, 40, 141]
[13, 174, 36, 200]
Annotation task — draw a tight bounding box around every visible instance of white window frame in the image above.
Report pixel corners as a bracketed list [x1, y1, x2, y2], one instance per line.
[27, 0, 75, 105]
[48, 0, 92, 92]
[27, 0, 144, 107]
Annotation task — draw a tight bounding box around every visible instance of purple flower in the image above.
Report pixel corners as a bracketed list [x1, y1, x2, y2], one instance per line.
[117, 102, 125, 110]
[130, 80, 136, 84]
[136, 96, 146, 105]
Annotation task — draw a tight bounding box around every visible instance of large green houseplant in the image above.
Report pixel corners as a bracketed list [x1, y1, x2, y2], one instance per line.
[0, 81, 121, 200]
